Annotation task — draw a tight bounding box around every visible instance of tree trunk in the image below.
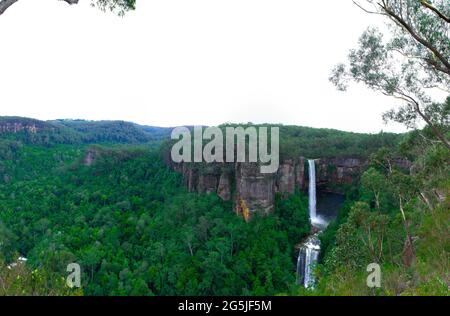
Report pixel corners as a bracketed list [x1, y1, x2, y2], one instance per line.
[399, 199, 416, 267]
[413, 102, 450, 150]
[420, 192, 433, 211]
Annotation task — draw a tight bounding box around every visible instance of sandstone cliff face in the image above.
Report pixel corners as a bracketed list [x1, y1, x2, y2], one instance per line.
[315, 157, 411, 192]
[198, 171, 220, 194]
[83, 148, 98, 166]
[164, 154, 308, 218]
[217, 173, 232, 201]
[235, 162, 276, 216]
[276, 158, 306, 194]
[165, 154, 409, 218]
[0, 122, 39, 134]
[315, 157, 367, 192]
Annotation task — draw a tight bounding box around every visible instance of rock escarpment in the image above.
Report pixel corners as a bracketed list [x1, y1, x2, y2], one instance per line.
[163, 147, 412, 218]
[315, 157, 411, 192]
[0, 117, 59, 134]
[315, 157, 367, 192]
[0, 122, 39, 134]
[164, 153, 308, 218]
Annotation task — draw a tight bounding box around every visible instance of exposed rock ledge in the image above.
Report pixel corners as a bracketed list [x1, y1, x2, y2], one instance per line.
[163, 151, 412, 219]
[0, 123, 39, 134]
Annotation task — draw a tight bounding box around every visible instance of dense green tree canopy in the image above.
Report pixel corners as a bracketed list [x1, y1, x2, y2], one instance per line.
[0, 144, 310, 295]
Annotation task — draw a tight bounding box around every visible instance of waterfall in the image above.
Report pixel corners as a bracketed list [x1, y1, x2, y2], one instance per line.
[297, 234, 320, 288]
[302, 236, 320, 288]
[308, 159, 317, 222]
[296, 161, 343, 288]
[308, 159, 326, 228]
[296, 159, 322, 288]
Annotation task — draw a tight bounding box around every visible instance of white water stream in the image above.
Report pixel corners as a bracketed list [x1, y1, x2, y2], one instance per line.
[297, 159, 327, 288]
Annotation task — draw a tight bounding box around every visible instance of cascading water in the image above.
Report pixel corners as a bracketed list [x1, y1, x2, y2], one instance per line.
[296, 159, 322, 288]
[308, 159, 326, 228]
[297, 235, 320, 287]
[308, 159, 317, 222]
[296, 160, 344, 288]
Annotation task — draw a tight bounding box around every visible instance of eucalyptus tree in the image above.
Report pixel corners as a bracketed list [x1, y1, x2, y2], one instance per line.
[0, 0, 136, 15]
[330, 0, 450, 149]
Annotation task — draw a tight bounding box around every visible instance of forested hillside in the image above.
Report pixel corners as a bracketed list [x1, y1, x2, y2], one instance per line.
[0, 142, 309, 295]
[162, 123, 404, 162]
[0, 116, 447, 296]
[304, 125, 449, 296]
[1, 117, 402, 157]
[0, 117, 170, 146]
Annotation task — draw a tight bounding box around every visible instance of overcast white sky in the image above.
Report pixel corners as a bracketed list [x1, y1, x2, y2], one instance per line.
[0, 0, 410, 133]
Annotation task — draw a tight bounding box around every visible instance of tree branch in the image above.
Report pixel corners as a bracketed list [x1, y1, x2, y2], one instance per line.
[420, 0, 450, 23]
[379, 2, 450, 74]
[0, 0, 79, 16]
[394, 90, 450, 149]
[352, 0, 386, 16]
[63, 0, 79, 5]
[424, 57, 450, 76]
[0, 0, 18, 15]
[390, 47, 450, 76]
